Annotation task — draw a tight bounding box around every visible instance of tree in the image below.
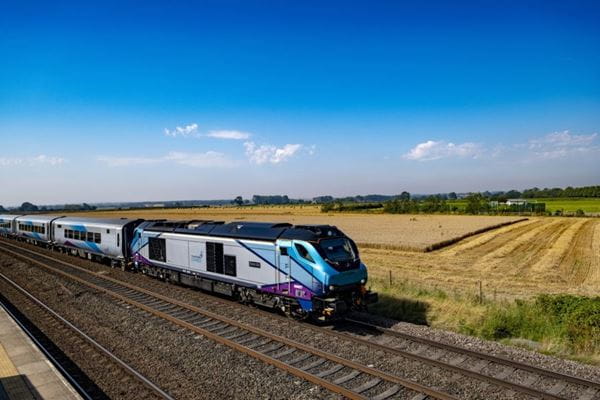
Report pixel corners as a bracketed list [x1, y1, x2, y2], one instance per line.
[233, 196, 244, 206]
[505, 190, 521, 199]
[465, 193, 486, 215]
[0, 205, 5, 212]
[448, 192, 458, 200]
[19, 202, 38, 212]
[399, 191, 411, 201]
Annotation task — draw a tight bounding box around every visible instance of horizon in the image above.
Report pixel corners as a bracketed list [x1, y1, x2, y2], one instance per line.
[2, 184, 597, 209]
[1, 1, 599, 205]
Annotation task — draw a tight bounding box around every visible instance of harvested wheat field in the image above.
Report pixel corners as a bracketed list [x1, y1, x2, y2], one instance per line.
[71, 206, 523, 251]
[363, 217, 600, 299]
[70, 207, 598, 299]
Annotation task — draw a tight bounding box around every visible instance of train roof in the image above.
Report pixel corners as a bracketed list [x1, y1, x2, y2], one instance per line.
[15, 215, 65, 223]
[144, 220, 347, 242]
[0, 214, 21, 221]
[55, 216, 143, 228]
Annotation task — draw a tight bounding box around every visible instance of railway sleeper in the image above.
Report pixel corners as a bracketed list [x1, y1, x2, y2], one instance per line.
[349, 377, 382, 394]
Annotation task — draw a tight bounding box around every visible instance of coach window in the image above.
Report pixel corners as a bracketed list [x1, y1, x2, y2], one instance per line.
[295, 243, 315, 263]
[94, 233, 101, 244]
[87, 232, 94, 242]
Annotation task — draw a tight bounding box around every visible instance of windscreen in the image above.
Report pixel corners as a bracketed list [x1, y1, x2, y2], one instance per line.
[319, 238, 357, 263]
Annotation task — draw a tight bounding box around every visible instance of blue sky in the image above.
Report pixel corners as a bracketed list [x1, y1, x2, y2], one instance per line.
[1, 1, 599, 205]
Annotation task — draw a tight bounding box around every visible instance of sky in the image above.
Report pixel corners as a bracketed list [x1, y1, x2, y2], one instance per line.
[1, 0, 599, 206]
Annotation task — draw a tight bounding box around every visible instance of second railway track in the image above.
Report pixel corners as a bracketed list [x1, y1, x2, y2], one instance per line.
[1, 239, 599, 400]
[0, 273, 173, 400]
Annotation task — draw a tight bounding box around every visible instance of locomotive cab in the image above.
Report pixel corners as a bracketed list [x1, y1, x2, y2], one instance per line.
[279, 225, 378, 320]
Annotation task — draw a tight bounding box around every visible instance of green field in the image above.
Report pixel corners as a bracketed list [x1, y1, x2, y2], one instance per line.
[541, 198, 600, 213]
[448, 198, 600, 214]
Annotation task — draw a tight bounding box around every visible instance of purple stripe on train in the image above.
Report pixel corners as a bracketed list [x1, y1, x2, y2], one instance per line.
[260, 282, 313, 301]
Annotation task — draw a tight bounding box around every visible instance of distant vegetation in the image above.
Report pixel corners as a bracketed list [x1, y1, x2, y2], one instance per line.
[317, 185, 600, 215]
[2, 202, 97, 213]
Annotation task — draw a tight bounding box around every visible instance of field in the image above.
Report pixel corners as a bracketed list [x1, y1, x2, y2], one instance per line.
[70, 206, 600, 362]
[448, 197, 600, 214]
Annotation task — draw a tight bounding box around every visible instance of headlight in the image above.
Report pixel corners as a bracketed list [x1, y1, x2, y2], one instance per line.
[360, 279, 366, 284]
[329, 285, 335, 291]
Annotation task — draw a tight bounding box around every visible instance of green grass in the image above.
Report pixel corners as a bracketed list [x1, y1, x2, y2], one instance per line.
[368, 277, 600, 364]
[541, 198, 600, 213]
[447, 197, 600, 214]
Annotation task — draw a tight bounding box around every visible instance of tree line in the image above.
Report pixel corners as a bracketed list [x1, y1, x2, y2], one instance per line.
[1, 202, 97, 213]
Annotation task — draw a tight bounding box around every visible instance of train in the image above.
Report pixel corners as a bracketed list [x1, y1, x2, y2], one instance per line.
[0, 214, 377, 320]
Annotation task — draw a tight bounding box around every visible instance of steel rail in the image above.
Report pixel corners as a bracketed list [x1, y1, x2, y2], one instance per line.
[345, 317, 600, 392]
[0, 240, 457, 400]
[0, 272, 174, 400]
[0, 299, 93, 400]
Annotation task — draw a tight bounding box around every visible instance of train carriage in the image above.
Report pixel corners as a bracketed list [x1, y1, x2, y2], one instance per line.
[51, 216, 143, 266]
[14, 215, 63, 245]
[132, 220, 377, 320]
[0, 215, 20, 237]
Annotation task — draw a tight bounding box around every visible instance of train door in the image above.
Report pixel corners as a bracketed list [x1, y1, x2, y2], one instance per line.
[277, 245, 291, 293]
[292, 241, 316, 293]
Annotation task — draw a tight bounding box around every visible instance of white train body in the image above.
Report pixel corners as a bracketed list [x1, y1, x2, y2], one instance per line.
[0, 215, 19, 236]
[52, 217, 141, 261]
[14, 215, 63, 244]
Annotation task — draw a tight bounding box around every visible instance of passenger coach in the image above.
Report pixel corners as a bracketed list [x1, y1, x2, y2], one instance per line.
[52, 217, 143, 267]
[0, 215, 20, 237]
[14, 215, 64, 246]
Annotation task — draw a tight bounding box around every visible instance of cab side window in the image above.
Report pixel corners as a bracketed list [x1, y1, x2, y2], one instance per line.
[295, 243, 314, 263]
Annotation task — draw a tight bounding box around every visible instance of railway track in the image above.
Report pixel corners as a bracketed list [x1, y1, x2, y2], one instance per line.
[337, 318, 600, 400]
[2, 239, 599, 399]
[0, 240, 457, 400]
[0, 273, 173, 400]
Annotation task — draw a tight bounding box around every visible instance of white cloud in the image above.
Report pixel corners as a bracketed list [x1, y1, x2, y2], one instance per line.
[206, 130, 250, 140]
[97, 151, 235, 168]
[163, 151, 236, 167]
[526, 130, 599, 160]
[403, 140, 483, 161]
[164, 123, 199, 137]
[244, 142, 302, 165]
[0, 155, 66, 167]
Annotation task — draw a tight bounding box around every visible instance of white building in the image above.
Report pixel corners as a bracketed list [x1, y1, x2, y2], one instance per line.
[506, 199, 528, 206]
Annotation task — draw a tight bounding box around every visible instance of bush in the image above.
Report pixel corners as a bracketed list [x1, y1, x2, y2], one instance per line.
[472, 294, 600, 354]
[576, 209, 585, 217]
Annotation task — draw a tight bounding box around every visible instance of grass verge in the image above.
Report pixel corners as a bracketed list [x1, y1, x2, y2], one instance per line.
[368, 277, 600, 365]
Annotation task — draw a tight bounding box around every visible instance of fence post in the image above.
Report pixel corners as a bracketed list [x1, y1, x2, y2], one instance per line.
[479, 281, 483, 304]
[389, 270, 393, 286]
